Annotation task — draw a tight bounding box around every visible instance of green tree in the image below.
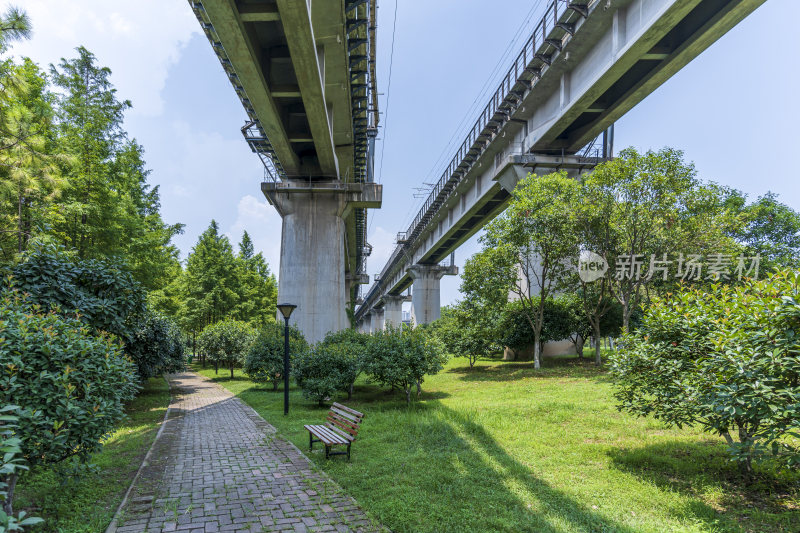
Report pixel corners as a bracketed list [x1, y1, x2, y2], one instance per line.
[198, 319, 255, 378]
[232, 231, 277, 325]
[0, 7, 29, 56]
[0, 59, 63, 261]
[244, 322, 307, 390]
[454, 247, 514, 366]
[126, 312, 185, 380]
[182, 220, 239, 328]
[610, 270, 800, 475]
[725, 190, 800, 271]
[48, 46, 130, 259]
[46, 47, 182, 290]
[483, 172, 580, 369]
[293, 342, 360, 406]
[3, 244, 145, 343]
[0, 291, 138, 514]
[362, 326, 448, 403]
[586, 148, 732, 333]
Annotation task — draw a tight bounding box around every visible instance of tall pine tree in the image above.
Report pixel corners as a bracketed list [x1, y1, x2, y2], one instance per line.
[232, 230, 277, 324]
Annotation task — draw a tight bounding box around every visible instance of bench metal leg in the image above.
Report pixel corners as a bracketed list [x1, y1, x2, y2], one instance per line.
[347, 443, 351, 461]
[309, 431, 314, 451]
[325, 445, 330, 459]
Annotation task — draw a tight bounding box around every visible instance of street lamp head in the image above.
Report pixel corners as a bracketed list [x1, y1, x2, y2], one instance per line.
[277, 303, 297, 320]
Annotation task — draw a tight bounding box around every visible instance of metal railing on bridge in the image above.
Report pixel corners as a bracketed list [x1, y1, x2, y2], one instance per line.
[357, 1, 593, 317]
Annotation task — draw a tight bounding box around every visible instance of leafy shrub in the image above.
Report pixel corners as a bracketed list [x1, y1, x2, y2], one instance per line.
[362, 325, 448, 403]
[244, 322, 307, 390]
[317, 329, 370, 397]
[198, 319, 256, 378]
[0, 406, 43, 527]
[610, 270, 800, 474]
[425, 306, 496, 367]
[293, 342, 359, 406]
[0, 293, 138, 513]
[126, 312, 185, 380]
[2, 244, 145, 342]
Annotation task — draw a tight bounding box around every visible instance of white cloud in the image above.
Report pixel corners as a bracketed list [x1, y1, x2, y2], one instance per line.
[10, 1, 200, 116]
[226, 195, 283, 278]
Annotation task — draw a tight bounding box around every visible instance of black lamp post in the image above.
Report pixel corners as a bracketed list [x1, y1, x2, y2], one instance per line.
[276, 303, 297, 415]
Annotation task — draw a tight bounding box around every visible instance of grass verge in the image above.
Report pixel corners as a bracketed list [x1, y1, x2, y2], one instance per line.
[195, 356, 798, 533]
[15, 376, 170, 533]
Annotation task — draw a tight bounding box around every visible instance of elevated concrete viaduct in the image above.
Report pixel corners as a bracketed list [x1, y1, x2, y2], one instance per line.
[190, 0, 381, 342]
[355, 0, 766, 332]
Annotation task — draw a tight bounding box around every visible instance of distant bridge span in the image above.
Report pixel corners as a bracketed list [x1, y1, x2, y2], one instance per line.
[354, 0, 766, 331]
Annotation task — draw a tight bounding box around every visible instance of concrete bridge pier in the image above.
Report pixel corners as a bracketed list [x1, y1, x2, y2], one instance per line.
[382, 295, 405, 328]
[262, 180, 381, 344]
[408, 264, 458, 326]
[371, 308, 385, 332]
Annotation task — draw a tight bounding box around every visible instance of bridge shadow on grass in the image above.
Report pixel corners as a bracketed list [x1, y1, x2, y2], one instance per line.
[448, 356, 614, 383]
[342, 402, 640, 533]
[609, 439, 800, 528]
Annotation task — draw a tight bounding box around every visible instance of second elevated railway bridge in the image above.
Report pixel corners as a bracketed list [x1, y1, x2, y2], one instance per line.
[190, 0, 767, 341]
[353, 0, 767, 332]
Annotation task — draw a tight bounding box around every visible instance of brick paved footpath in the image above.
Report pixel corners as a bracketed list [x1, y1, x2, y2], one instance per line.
[110, 372, 383, 533]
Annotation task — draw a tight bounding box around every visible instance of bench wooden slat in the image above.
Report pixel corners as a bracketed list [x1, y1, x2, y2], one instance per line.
[332, 402, 364, 419]
[327, 412, 359, 435]
[305, 424, 344, 444]
[305, 424, 348, 445]
[316, 426, 348, 445]
[330, 406, 361, 423]
[325, 421, 355, 442]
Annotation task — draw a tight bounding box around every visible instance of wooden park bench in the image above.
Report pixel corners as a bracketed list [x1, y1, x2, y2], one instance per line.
[304, 403, 364, 460]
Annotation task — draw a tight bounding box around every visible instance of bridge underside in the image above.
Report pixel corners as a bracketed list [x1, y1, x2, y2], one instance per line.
[355, 0, 766, 329]
[192, 0, 380, 342]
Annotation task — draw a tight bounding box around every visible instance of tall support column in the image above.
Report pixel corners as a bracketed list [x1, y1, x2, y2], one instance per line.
[372, 308, 385, 331]
[364, 311, 373, 334]
[262, 181, 381, 343]
[408, 264, 458, 326]
[382, 294, 404, 328]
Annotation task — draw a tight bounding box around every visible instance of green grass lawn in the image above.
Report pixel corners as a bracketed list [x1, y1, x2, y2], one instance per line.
[195, 356, 799, 533]
[15, 376, 170, 533]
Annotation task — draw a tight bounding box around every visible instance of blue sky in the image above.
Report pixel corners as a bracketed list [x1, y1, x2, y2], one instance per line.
[9, 0, 799, 307]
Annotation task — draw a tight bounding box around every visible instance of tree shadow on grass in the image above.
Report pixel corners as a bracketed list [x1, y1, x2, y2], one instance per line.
[448, 356, 614, 383]
[608, 439, 800, 530]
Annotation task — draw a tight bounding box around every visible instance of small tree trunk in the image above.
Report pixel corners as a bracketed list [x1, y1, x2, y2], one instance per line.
[533, 332, 541, 369]
[405, 386, 411, 404]
[416, 381, 422, 397]
[576, 336, 585, 358]
[348, 383, 354, 400]
[214, 360, 218, 374]
[3, 473, 18, 514]
[622, 302, 631, 334]
[594, 325, 602, 366]
[17, 192, 24, 254]
[230, 361, 234, 379]
[273, 381, 278, 391]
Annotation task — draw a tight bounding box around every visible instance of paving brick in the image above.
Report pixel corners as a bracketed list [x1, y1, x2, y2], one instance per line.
[111, 372, 382, 532]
